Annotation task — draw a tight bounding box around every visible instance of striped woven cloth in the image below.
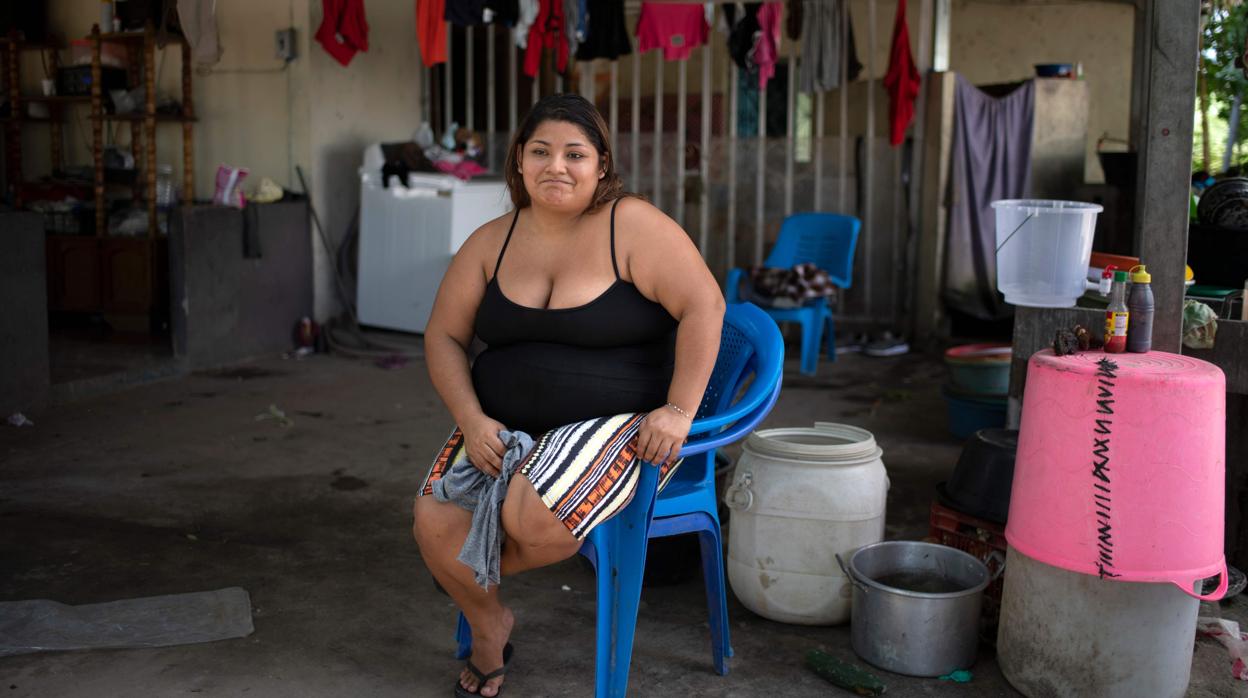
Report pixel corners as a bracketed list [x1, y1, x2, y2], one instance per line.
[421, 413, 682, 540]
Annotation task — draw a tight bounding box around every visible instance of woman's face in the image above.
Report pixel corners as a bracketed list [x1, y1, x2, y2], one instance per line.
[518, 120, 604, 212]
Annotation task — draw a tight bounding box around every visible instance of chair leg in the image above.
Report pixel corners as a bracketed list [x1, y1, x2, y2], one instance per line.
[594, 463, 660, 698]
[800, 315, 823, 376]
[698, 521, 732, 674]
[455, 612, 472, 660]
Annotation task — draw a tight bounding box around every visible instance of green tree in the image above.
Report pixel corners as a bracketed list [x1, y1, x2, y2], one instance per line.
[1200, 1, 1248, 172]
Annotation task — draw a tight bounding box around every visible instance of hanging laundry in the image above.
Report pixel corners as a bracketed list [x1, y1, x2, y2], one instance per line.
[944, 76, 1035, 320]
[515, 0, 539, 48]
[524, 0, 568, 78]
[446, 0, 486, 26]
[636, 2, 710, 61]
[416, 0, 447, 67]
[576, 0, 632, 61]
[845, 7, 863, 82]
[753, 2, 783, 89]
[883, 0, 921, 146]
[564, 0, 581, 58]
[484, 0, 519, 25]
[727, 3, 760, 73]
[798, 0, 861, 93]
[176, 0, 221, 66]
[316, 0, 369, 67]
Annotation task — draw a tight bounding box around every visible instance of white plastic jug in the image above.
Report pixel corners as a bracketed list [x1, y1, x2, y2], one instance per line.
[992, 199, 1103, 308]
[725, 423, 887, 625]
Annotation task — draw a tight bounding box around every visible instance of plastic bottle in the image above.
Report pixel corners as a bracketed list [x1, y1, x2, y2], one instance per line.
[1103, 270, 1129, 353]
[155, 164, 176, 209]
[1127, 265, 1154, 353]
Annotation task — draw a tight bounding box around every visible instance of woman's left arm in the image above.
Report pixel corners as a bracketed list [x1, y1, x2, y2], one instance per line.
[619, 199, 726, 467]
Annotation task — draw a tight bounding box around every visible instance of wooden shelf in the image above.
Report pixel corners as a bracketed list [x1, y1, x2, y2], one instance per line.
[97, 31, 185, 45]
[0, 38, 60, 50]
[104, 112, 196, 123]
[23, 95, 90, 104]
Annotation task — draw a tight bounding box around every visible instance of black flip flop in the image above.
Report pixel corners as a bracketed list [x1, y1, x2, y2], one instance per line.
[453, 642, 514, 697]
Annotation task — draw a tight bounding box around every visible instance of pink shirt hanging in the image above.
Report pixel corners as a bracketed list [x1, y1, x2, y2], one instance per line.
[754, 2, 783, 89]
[636, 2, 710, 61]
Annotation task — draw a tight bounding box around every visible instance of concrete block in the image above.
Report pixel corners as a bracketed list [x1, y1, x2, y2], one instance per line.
[0, 212, 51, 415]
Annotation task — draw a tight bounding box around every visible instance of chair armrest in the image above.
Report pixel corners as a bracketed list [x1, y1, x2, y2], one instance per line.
[681, 380, 781, 457]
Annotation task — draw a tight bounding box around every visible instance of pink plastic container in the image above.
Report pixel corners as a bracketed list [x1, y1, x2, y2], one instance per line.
[1006, 349, 1227, 600]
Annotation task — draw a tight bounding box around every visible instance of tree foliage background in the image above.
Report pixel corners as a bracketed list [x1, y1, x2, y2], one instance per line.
[1198, 0, 1248, 172]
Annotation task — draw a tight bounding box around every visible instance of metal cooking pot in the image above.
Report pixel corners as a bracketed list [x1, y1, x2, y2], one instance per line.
[839, 541, 1000, 677]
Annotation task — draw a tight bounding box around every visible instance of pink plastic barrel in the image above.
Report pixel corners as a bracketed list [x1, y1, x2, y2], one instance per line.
[1006, 349, 1227, 600]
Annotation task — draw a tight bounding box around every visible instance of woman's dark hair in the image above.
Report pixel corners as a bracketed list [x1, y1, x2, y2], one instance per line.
[504, 93, 625, 212]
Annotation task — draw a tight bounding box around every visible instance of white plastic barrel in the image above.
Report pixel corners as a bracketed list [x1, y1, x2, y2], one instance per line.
[997, 545, 1200, 698]
[991, 199, 1102, 308]
[725, 423, 888, 625]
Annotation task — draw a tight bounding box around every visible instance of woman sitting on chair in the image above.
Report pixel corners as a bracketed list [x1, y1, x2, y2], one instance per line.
[412, 93, 725, 697]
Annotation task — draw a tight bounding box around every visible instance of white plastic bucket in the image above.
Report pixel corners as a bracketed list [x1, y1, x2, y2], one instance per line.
[725, 423, 888, 625]
[991, 199, 1102, 308]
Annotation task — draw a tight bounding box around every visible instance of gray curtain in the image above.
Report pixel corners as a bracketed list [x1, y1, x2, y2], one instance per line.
[943, 75, 1035, 320]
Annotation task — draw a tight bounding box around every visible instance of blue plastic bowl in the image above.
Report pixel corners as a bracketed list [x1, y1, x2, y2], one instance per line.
[942, 387, 1008, 440]
[1034, 63, 1074, 78]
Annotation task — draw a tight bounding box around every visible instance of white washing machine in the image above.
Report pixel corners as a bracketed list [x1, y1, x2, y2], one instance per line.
[356, 144, 510, 333]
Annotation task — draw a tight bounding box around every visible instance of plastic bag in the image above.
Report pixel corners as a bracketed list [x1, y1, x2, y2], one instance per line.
[1198, 617, 1248, 681]
[1183, 300, 1219, 350]
[214, 164, 249, 208]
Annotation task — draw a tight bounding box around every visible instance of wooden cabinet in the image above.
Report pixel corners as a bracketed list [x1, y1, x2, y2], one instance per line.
[46, 235, 101, 312]
[100, 238, 152, 313]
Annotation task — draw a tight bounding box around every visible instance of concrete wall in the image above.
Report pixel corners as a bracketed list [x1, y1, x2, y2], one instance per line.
[0, 213, 51, 414]
[27, 1, 421, 323]
[169, 202, 312, 370]
[948, 0, 1135, 183]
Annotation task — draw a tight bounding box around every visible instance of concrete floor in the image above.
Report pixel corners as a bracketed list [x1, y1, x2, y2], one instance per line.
[2, 350, 1245, 697]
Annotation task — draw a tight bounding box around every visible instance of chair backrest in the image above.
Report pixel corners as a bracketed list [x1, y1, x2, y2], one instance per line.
[762, 213, 861, 289]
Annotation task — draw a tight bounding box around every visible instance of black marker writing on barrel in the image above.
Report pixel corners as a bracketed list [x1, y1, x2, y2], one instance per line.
[1093, 358, 1120, 579]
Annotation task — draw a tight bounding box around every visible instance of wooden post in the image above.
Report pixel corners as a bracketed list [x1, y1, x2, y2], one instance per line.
[48, 46, 61, 174]
[181, 37, 194, 203]
[6, 36, 22, 204]
[144, 24, 157, 238]
[92, 24, 105, 236]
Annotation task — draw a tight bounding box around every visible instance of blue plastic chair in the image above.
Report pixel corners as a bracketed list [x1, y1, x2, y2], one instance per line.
[454, 303, 785, 698]
[724, 213, 861, 375]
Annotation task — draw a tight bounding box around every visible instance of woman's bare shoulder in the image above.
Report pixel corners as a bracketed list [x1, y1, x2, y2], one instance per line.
[612, 196, 682, 244]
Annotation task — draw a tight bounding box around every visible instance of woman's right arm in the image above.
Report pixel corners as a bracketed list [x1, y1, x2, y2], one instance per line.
[424, 221, 508, 475]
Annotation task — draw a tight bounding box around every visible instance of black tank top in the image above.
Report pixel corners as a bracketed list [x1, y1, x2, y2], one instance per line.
[471, 199, 678, 434]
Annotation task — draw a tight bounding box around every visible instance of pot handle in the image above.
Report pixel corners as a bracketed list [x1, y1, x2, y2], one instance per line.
[724, 472, 754, 512]
[1175, 558, 1229, 602]
[835, 553, 869, 593]
[987, 550, 1007, 582]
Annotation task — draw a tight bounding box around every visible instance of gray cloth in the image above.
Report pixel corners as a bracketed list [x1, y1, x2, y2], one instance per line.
[0, 587, 253, 657]
[943, 75, 1034, 320]
[431, 429, 535, 590]
[798, 0, 844, 93]
[177, 0, 222, 66]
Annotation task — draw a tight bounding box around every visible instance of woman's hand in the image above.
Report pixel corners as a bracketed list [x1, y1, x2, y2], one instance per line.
[462, 414, 508, 477]
[637, 406, 692, 468]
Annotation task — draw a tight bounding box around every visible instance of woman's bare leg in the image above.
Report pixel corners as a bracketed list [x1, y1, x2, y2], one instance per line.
[500, 475, 583, 575]
[412, 496, 514, 697]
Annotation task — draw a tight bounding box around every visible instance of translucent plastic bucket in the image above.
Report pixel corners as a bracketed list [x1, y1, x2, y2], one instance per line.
[991, 199, 1102, 308]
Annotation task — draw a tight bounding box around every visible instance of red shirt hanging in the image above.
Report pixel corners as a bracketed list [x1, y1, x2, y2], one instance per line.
[883, 0, 921, 146]
[416, 0, 448, 68]
[524, 0, 568, 78]
[316, 0, 369, 67]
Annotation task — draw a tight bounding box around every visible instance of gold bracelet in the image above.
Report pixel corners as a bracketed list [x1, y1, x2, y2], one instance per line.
[664, 402, 693, 419]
